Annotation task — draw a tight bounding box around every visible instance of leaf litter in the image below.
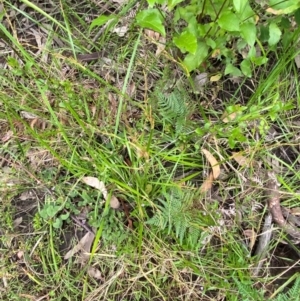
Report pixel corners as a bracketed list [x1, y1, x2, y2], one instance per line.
[82, 176, 120, 209]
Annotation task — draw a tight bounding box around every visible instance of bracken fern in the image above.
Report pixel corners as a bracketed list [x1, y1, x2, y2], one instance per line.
[232, 274, 300, 301]
[146, 187, 204, 248]
[154, 88, 193, 136]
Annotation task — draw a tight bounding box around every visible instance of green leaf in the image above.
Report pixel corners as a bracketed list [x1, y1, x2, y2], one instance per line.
[53, 218, 63, 229]
[294, 8, 300, 25]
[147, 0, 165, 7]
[60, 213, 70, 221]
[233, 0, 248, 13]
[173, 30, 197, 54]
[168, 0, 184, 10]
[251, 56, 268, 66]
[269, 0, 298, 11]
[46, 205, 61, 218]
[240, 22, 256, 46]
[225, 64, 242, 77]
[233, 0, 255, 19]
[183, 42, 208, 72]
[268, 22, 281, 46]
[259, 25, 269, 42]
[136, 9, 165, 36]
[89, 15, 116, 32]
[218, 11, 240, 32]
[147, 0, 157, 6]
[240, 59, 252, 77]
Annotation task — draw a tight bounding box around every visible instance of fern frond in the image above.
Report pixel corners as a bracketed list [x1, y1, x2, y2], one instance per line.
[274, 275, 300, 301]
[154, 88, 191, 137]
[146, 187, 202, 248]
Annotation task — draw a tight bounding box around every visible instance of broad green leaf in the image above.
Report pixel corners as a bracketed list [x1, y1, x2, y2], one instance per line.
[280, 17, 291, 29]
[251, 56, 268, 66]
[147, 0, 165, 7]
[89, 15, 116, 31]
[168, 0, 184, 10]
[259, 25, 269, 42]
[233, 0, 248, 13]
[247, 45, 256, 59]
[268, 22, 281, 46]
[173, 31, 197, 54]
[60, 212, 70, 220]
[53, 218, 63, 229]
[46, 205, 61, 218]
[206, 38, 216, 49]
[183, 42, 208, 72]
[240, 59, 252, 77]
[233, 0, 255, 20]
[267, 5, 300, 15]
[218, 11, 240, 32]
[225, 64, 242, 76]
[240, 22, 256, 46]
[294, 8, 300, 25]
[136, 9, 165, 36]
[269, 0, 297, 10]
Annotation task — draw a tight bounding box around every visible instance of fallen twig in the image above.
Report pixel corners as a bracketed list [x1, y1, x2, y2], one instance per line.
[266, 172, 300, 241]
[252, 212, 273, 277]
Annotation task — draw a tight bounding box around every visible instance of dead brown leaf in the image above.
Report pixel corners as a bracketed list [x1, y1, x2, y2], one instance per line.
[64, 231, 95, 261]
[156, 36, 166, 56]
[82, 177, 120, 209]
[201, 149, 220, 179]
[1, 130, 13, 142]
[144, 29, 160, 40]
[232, 152, 249, 167]
[13, 217, 23, 229]
[266, 7, 284, 15]
[200, 172, 214, 193]
[112, 25, 128, 37]
[194, 73, 208, 90]
[243, 229, 257, 250]
[221, 111, 237, 123]
[110, 195, 120, 209]
[88, 267, 104, 280]
[82, 177, 106, 194]
[290, 207, 300, 216]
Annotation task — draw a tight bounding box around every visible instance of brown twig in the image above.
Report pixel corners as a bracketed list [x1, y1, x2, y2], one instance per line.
[266, 172, 300, 240]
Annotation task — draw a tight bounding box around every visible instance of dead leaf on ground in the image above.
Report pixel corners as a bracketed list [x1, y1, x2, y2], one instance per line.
[110, 195, 120, 209]
[221, 111, 237, 123]
[82, 177, 120, 209]
[1, 130, 13, 143]
[211, 49, 221, 58]
[193, 73, 208, 92]
[266, 7, 284, 15]
[210, 73, 222, 82]
[232, 152, 249, 167]
[20, 111, 39, 119]
[295, 54, 300, 69]
[201, 149, 220, 179]
[290, 207, 300, 216]
[156, 36, 166, 56]
[64, 231, 95, 261]
[88, 267, 104, 280]
[82, 177, 107, 196]
[113, 25, 128, 37]
[243, 229, 257, 250]
[13, 217, 23, 229]
[144, 29, 160, 40]
[200, 172, 214, 193]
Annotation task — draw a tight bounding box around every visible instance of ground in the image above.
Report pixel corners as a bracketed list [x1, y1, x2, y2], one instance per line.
[0, 1, 300, 300]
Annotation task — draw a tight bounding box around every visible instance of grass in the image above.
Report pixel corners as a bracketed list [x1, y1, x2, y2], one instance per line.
[1, 0, 300, 300]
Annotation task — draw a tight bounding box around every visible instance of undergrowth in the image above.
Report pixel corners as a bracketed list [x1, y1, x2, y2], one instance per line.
[0, 0, 300, 300]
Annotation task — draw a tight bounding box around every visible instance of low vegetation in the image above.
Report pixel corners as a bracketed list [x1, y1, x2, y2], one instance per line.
[0, 0, 300, 300]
